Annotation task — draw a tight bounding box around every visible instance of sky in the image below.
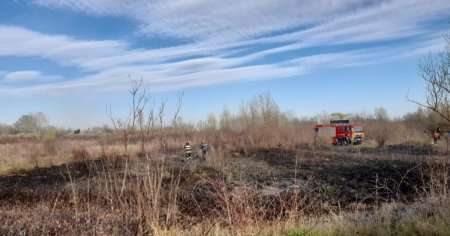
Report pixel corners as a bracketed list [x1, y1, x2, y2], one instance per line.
[0, 0, 449, 129]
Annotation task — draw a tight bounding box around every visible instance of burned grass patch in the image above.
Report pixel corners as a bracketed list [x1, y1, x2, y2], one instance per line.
[0, 147, 448, 234]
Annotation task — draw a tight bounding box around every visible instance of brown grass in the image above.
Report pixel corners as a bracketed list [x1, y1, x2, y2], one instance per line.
[0, 124, 449, 235]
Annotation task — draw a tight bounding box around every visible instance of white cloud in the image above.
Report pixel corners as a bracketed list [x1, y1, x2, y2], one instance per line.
[0, 25, 128, 67]
[3, 70, 62, 82]
[5, 70, 41, 81]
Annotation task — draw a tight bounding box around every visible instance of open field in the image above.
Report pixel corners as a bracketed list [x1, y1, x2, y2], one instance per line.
[0, 133, 449, 235]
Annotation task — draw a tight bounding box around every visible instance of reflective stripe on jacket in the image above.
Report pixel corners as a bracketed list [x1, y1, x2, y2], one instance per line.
[200, 143, 208, 150]
[184, 145, 192, 153]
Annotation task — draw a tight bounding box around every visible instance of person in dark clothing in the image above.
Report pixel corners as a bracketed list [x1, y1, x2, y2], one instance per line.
[200, 140, 208, 158]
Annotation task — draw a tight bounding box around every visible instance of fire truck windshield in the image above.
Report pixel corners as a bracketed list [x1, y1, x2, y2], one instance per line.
[353, 126, 363, 132]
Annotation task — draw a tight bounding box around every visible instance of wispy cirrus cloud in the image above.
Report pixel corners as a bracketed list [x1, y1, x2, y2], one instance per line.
[32, 0, 378, 42]
[2, 70, 62, 83]
[32, 0, 450, 44]
[27, 0, 450, 69]
[0, 25, 128, 67]
[0, 36, 443, 97]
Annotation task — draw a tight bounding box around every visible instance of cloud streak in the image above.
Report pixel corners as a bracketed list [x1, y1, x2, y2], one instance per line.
[33, 0, 376, 41]
[32, 0, 450, 43]
[0, 25, 128, 66]
[3, 70, 59, 82]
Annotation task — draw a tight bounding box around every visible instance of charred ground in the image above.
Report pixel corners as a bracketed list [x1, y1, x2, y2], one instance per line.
[1, 143, 448, 234]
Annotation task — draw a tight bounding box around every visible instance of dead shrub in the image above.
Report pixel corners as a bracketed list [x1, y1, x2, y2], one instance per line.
[29, 142, 41, 168]
[423, 160, 450, 198]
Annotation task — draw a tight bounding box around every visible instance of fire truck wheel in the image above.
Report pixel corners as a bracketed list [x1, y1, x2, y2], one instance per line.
[340, 137, 349, 146]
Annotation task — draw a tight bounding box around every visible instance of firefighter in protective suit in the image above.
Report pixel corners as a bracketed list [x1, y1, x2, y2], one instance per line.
[184, 142, 193, 159]
[200, 140, 208, 158]
[433, 131, 440, 144]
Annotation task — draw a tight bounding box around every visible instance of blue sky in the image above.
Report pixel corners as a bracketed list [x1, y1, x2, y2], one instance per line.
[0, 0, 449, 128]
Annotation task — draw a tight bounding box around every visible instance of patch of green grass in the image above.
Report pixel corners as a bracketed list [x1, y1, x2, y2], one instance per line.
[272, 217, 450, 236]
[0, 163, 34, 176]
[255, 226, 338, 236]
[0, 155, 74, 176]
[277, 227, 336, 236]
[357, 141, 378, 149]
[335, 212, 450, 236]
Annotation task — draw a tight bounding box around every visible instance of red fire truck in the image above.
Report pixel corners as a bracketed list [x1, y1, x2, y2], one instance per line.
[314, 119, 364, 145]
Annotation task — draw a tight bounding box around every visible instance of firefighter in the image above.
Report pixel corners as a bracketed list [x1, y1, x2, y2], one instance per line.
[184, 142, 193, 159]
[200, 140, 208, 158]
[433, 131, 440, 144]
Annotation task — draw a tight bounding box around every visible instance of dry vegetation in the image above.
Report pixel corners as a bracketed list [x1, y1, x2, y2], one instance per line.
[1, 104, 449, 235]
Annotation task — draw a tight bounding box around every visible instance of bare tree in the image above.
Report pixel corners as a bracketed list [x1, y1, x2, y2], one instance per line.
[374, 107, 389, 121]
[107, 77, 150, 154]
[367, 107, 391, 147]
[130, 78, 151, 129]
[197, 113, 218, 131]
[219, 106, 233, 130]
[258, 92, 280, 126]
[158, 100, 166, 128]
[236, 92, 281, 128]
[108, 77, 186, 157]
[409, 34, 450, 127]
[171, 92, 184, 128]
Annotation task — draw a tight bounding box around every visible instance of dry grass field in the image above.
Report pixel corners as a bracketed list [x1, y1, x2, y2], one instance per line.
[0, 129, 449, 235]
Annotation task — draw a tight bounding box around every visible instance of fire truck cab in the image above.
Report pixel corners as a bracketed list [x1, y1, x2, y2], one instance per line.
[314, 119, 364, 145]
